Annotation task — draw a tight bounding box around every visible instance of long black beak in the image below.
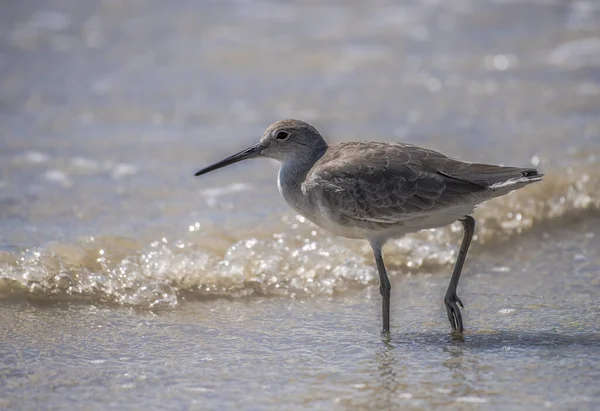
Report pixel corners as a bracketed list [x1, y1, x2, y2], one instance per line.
[194, 143, 261, 176]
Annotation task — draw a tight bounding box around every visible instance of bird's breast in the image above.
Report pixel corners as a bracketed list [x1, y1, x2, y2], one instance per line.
[277, 167, 312, 215]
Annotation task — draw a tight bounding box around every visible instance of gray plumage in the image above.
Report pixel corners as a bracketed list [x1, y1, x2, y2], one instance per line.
[195, 119, 543, 335]
[299, 141, 540, 240]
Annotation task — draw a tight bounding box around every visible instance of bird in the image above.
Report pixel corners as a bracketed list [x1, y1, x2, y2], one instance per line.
[194, 119, 543, 335]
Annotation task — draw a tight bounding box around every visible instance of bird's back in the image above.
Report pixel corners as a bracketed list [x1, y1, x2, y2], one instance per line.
[300, 141, 542, 240]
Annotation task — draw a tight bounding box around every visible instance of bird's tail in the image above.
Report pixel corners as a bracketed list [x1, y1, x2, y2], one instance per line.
[440, 165, 543, 197]
[487, 168, 543, 194]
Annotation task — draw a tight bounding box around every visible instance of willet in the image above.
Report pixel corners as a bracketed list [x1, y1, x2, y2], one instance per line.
[195, 119, 543, 334]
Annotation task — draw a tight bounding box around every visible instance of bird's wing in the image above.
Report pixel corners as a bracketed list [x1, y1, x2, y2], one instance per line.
[302, 142, 487, 224]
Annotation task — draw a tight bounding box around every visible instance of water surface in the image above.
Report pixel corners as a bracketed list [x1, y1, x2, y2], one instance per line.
[1, 0, 599, 409]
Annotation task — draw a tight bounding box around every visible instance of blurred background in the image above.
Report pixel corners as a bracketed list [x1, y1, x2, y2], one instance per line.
[1, 1, 599, 410]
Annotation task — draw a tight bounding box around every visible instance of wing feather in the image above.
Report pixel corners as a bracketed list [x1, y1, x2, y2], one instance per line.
[302, 142, 486, 225]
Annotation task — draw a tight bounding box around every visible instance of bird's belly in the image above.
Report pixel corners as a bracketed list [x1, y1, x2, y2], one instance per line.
[295, 202, 398, 240]
[402, 203, 476, 231]
[307, 203, 476, 241]
[306, 214, 377, 239]
[278, 172, 475, 240]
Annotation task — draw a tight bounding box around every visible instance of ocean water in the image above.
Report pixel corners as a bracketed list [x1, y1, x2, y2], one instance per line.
[1, 0, 599, 410]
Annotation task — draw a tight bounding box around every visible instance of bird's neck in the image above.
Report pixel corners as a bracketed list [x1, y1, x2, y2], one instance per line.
[281, 147, 326, 185]
[277, 146, 327, 208]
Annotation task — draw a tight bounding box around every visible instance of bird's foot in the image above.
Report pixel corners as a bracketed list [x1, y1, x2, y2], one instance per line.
[444, 293, 464, 333]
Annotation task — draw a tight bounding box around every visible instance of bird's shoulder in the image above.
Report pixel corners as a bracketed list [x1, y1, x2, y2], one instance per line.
[302, 141, 440, 193]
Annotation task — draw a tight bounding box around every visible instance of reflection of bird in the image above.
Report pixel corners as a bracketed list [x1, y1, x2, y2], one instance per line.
[195, 119, 543, 335]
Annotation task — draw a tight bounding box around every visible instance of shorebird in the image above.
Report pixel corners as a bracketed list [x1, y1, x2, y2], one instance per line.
[194, 119, 542, 334]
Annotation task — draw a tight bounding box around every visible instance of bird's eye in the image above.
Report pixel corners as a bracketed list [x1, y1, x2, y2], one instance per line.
[276, 131, 289, 140]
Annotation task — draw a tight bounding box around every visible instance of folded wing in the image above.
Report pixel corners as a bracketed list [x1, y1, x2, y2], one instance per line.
[302, 142, 540, 225]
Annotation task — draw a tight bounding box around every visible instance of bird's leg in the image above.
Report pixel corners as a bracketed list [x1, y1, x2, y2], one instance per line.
[445, 215, 475, 334]
[371, 243, 391, 334]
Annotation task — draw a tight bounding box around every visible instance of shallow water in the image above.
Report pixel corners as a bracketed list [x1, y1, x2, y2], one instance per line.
[1, 0, 599, 410]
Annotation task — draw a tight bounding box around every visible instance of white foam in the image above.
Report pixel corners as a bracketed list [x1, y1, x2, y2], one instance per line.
[23, 151, 50, 164]
[43, 169, 72, 187]
[549, 37, 600, 69]
[456, 396, 488, 404]
[71, 157, 100, 171]
[111, 163, 138, 179]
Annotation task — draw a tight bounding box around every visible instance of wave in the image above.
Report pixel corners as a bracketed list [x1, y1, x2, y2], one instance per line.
[1, 165, 598, 308]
